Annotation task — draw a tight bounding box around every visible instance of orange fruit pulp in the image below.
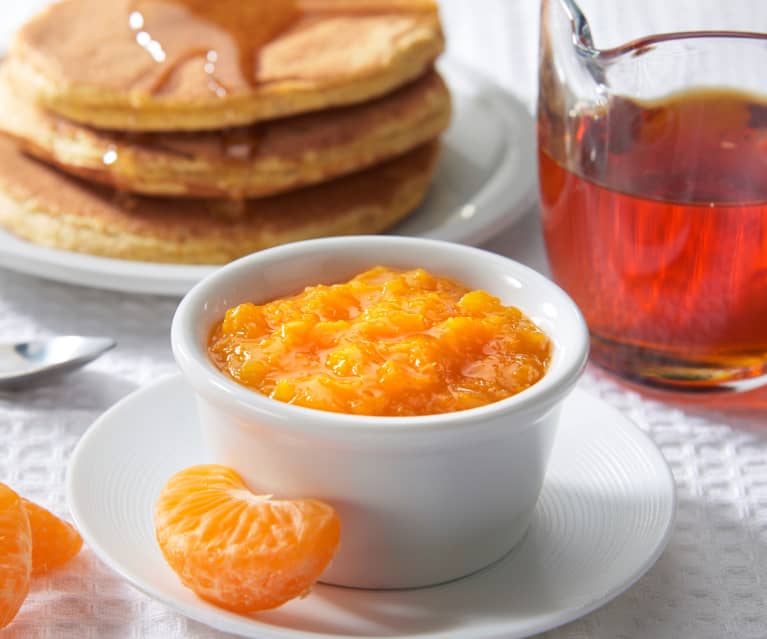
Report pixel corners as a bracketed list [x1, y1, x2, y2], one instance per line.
[208, 266, 552, 416]
[154, 464, 341, 612]
[23, 499, 83, 575]
[0, 484, 31, 630]
[0, 483, 84, 630]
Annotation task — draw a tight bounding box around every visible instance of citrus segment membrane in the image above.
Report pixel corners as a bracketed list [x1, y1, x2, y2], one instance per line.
[155, 464, 340, 612]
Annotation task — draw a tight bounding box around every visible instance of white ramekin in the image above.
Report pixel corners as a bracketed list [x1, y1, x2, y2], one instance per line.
[171, 236, 588, 589]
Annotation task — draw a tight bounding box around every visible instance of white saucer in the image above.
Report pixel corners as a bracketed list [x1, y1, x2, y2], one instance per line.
[67, 375, 675, 639]
[0, 59, 536, 297]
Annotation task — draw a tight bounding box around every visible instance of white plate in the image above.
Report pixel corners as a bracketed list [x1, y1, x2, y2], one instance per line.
[67, 375, 675, 639]
[0, 59, 536, 297]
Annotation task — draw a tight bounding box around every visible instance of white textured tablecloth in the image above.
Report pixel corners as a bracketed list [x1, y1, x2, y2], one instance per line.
[2, 2, 767, 638]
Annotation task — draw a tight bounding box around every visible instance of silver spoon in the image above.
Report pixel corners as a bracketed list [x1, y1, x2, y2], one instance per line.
[0, 336, 116, 389]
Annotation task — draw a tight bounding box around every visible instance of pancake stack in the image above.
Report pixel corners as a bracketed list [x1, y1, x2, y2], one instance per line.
[0, 0, 449, 264]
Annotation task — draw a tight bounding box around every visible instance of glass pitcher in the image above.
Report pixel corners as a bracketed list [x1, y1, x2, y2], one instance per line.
[538, 0, 767, 391]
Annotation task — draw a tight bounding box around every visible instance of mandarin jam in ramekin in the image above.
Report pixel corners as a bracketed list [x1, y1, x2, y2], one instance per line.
[208, 267, 551, 416]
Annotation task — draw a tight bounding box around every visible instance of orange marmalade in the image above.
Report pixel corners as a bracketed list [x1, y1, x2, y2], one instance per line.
[208, 267, 552, 416]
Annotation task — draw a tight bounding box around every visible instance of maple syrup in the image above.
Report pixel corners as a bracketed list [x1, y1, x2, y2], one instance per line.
[127, 0, 301, 95]
[539, 89, 767, 388]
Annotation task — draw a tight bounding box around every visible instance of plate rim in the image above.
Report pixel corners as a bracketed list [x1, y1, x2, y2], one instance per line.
[66, 374, 676, 639]
[0, 58, 536, 297]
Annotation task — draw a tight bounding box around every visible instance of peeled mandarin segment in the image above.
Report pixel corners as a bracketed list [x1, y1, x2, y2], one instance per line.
[0, 484, 32, 630]
[154, 465, 341, 613]
[22, 499, 83, 575]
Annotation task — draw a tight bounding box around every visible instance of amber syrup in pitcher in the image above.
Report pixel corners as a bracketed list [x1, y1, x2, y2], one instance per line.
[539, 89, 767, 387]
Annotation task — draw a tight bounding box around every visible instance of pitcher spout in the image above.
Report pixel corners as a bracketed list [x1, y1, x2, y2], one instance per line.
[538, 0, 605, 165]
[559, 0, 598, 55]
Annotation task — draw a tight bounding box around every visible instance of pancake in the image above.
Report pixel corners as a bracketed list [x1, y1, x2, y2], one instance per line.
[0, 137, 439, 264]
[9, 0, 444, 131]
[0, 70, 450, 198]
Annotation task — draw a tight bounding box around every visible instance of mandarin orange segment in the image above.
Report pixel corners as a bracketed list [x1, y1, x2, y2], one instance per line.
[154, 465, 341, 613]
[22, 499, 83, 575]
[0, 483, 32, 630]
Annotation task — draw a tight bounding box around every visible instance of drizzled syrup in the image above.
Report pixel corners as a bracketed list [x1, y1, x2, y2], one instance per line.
[127, 0, 301, 95]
